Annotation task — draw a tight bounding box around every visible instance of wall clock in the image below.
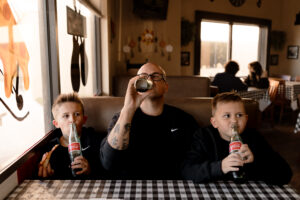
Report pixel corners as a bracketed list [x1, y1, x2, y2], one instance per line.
[229, 0, 246, 7]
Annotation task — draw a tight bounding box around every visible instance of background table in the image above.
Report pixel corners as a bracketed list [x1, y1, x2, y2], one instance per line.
[281, 81, 300, 110]
[294, 112, 300, 133]
[6, 180, 300, 199]
[238, 88, 270, 111]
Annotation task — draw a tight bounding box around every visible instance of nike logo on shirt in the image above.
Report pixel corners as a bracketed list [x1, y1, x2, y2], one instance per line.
[82, 146, 90, 151]
[171, 128, 179, 132]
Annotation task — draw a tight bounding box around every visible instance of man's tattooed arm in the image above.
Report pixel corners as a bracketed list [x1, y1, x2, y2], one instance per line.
[108, 122, 131, 150]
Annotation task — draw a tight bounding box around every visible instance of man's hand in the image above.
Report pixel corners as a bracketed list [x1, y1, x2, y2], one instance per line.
[221, 153, 244, 174]
[71, 156, 91, 175]
[123, 76, 151, 112]
[38, 144, 59, 178]
[239, 144, 254, 164]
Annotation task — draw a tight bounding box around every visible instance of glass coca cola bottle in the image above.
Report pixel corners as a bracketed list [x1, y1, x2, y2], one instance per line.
[229, 123, 245, 182]
[68, 123, 82, 177]
[134, 78, 153, 92]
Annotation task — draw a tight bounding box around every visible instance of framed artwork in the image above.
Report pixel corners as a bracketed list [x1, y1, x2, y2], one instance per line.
[287, 45, 299, 59]
[181, 51, 190, 66]
[270, 54, 279, 65]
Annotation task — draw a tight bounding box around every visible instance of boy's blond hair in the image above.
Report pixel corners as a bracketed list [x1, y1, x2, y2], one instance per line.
[212, 92, 244, 116]
[52, 93, 84, 119]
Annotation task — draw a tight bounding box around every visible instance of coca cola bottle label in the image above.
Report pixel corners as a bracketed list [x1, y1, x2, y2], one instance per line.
[229, 141, 242, 153]
[68, 142, 81, 152]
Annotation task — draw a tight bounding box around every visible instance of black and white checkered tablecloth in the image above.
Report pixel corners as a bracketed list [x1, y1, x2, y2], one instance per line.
[238, 89, 269, 101]
[284, 82, 300, 101]
[6, 180, 300, 199]
[238, 89, 271, 111]
[294, 112, 300, 133]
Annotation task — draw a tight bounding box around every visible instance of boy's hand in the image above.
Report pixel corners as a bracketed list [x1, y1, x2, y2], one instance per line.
[221, 153, 244, 174]
[38, 144, 59, 178]
[71, 156, 91, 175]
[239, 144, 254, 164]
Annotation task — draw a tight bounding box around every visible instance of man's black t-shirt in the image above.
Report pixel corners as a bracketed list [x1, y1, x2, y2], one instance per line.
[100, 104, 199, 179]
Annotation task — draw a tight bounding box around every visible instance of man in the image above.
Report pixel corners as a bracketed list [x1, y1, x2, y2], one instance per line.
[211, 61, 248, 93]
[100, 63, 198, 179]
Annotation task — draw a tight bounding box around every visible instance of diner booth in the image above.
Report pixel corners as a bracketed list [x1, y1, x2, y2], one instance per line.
[1, 0, 300, 199]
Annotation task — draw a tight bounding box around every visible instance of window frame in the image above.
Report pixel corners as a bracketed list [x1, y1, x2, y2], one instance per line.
[194, 11, 272, 75]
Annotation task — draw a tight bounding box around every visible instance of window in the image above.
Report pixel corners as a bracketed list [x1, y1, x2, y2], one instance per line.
[0, 0, 102, 178]
[195, 11, 271, 77]
[56, 0, 101, 96]
[0, 0, 51, 174]
[232, 24, 259, 77]
[200, 21, 230, 77]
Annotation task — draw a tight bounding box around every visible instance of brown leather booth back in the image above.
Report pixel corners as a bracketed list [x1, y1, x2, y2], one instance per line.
[81, 97, 259, 133]
[113, 76, 211, 97]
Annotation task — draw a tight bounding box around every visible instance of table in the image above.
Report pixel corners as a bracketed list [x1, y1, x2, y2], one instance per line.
[6, 180, 300, 199]
[294, 112, 300, 133]
[284, 81, 300, 110]
[238, 88, 271, 111]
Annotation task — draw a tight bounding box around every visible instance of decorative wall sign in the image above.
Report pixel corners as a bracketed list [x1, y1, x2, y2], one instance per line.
[123, 44, 130, 62]
[287, 45, 299, 59]
[68, 6, 88, 92]
[66, 6, 86, 37]
[141, 29, 154, 45]
[165, 44, 173, 61]
[128, 39, 136, 58]
[159, 40, 166, 56]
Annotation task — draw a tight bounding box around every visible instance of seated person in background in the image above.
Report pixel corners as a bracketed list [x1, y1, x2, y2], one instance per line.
[244, 61, 269, 89]
[38, 93, 105, 179]
[182, 92, 292, 185]
[211, 61, 248, 93]
[100, 62, 199, 179]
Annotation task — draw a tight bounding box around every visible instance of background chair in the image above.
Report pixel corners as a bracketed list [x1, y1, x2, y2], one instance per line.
[265, 78, 280, 126]
[295, 75, 300, 82]
[271, 74, 291, 81]
[267, 78, 290, 124]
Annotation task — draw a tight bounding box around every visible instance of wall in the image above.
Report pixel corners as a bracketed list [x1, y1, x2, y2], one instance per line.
[111, 0, 181, 77]
[270, 0, 300, 76]
[110, 0, 300, 78]
[101, 0, 300, 94]
[110, 0, 286, 77]
[181, 0, 284, 75]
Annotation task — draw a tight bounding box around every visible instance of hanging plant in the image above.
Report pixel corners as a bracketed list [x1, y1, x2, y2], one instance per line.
[270, 31, 286, 51]
[181, 18, 195, 46]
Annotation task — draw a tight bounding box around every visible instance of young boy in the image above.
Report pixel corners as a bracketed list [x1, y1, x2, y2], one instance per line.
[182, 92, 292, 185]
[38, 93, 104, 179]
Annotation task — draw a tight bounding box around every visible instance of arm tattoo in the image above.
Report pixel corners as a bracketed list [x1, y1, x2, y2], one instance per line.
[109, 123, 131, 150]
[122, 137, 129, 149]
[124, 123, 131, 132]
[114, 123, 120, 134]
[111, 137, 118, 146]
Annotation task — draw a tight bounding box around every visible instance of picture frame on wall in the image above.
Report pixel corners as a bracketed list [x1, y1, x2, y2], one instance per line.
[181, 51, 190, 66]
[270, 54, 279, 65]
[287, 45, 299, 59]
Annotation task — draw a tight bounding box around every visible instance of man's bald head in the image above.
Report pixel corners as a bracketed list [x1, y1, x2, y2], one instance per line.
[137, 63, 166, 80]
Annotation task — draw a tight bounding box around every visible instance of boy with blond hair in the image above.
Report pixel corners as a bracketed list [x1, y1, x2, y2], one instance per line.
[38, 93, 104, 179]
[182, 92, 292, 185]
